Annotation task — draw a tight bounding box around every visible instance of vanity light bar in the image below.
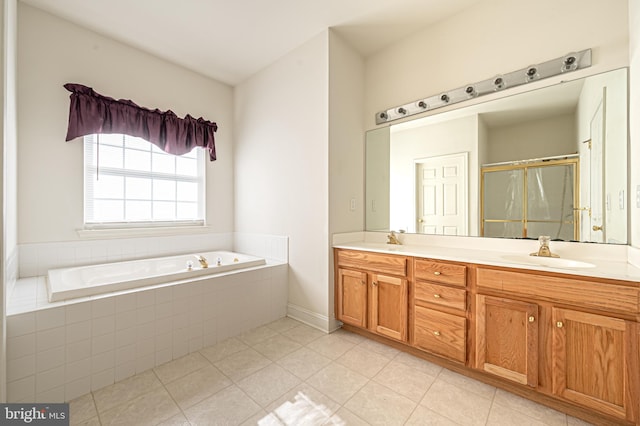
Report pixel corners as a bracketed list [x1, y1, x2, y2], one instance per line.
[374, 49, 592, 125]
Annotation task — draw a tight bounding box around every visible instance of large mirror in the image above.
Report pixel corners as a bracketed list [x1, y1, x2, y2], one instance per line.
[366, 68, 628, 244]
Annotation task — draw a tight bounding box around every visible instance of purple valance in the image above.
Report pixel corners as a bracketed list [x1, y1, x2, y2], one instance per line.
[64, 83, 217, 161]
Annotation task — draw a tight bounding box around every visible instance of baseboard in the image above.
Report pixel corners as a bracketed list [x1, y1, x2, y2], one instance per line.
[287, 303, 333, 333]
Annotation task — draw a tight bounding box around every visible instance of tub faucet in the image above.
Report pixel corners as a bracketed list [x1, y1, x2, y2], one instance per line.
[387, 231, 402, 245]
[530, 236, 559, 258]
[195, 255, 209, 268]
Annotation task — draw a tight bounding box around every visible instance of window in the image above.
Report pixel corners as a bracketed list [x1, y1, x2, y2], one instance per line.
[84, 134, 205, 228]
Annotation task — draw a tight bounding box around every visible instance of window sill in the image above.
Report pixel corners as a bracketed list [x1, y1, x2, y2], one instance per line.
[77, 225, 213, 240]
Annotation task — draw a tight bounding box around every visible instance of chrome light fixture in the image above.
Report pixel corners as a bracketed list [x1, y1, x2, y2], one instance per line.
[375, 49, 591, 124]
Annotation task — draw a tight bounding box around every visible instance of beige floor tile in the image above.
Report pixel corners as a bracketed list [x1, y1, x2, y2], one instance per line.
[280, 324, 326, 345]
[164, 364, 232, 410]
[238, 325, 279, 346]
[567, 415, 595, 425]
[71, 417, 101, 426]
[306, 363, 368, 405]
[265, 317, 302, 333]
[264, 383, 341, 418]
[493, 388, 567, 426]
[336, 345, 391, 378]
[331, 328, 367, 345]
[276, 347, 332, 380]
[487, 402, 554, 426]
[357, 338, 400, 359]
[236, 363, 301, 406]
[420, 379, 493, 426]
[240, 410, 270, 426]
[392, 351, 443, 377]
[184, 385, 261, 425]
[344, 381, 416, 426]
[200, 337, 249, 363]
[331, 407, 370, 426]
[405, 405, 460, 426]
[213, 348, 272, 381]
[373, 359, 437, 402]
[156, 412, 191, 426]
[92, 370, 162, 414]
[252, 334, 302, 361]
[261, 388, 339, 425]
[306, 334, 355, 360]
[99, 386, 180, 426]
[153, 352, 210, 384]
[69, 393, 97, 425]
[437, 367, 496, 398]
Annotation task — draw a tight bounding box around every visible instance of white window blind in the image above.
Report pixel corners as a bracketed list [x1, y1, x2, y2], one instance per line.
[84, 134, 205, 228]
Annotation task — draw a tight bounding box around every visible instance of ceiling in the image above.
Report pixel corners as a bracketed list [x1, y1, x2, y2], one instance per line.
[20, 0, 484, 86]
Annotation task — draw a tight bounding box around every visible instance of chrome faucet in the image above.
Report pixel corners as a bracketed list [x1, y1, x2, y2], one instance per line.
[387, 231, 402, 245]
[195, 255, 209, 268]
[530, 236, 559, 258]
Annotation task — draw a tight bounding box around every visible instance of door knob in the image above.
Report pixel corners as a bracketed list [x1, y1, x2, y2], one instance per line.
[556, 321, 564, 328]
[592, 225, 603, 231]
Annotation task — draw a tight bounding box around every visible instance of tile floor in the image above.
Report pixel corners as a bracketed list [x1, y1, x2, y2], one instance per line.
[68, 317, 594, 426]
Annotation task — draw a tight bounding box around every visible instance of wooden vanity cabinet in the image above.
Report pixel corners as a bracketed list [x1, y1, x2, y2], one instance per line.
[475, 266, 640, 423]
[335, 249, 410, 342]
[412, 259, 467, 363]
[475, 295, 539, 387]
[552, 308, 638, 420]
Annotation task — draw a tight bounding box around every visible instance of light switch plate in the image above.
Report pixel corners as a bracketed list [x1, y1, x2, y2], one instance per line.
[637, 185, 640, 208]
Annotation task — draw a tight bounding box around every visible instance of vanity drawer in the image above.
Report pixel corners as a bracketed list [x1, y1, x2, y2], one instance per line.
[476, 268, 640, 314]
[415, 259, 466, 287]
[337, 250, 408, 276]
[414, 281, 466, 312]
[414, 305, 466, 363]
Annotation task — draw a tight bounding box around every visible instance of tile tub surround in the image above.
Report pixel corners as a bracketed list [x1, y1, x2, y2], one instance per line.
[65, 318, 592, 426]
[6, 263, 288, 403]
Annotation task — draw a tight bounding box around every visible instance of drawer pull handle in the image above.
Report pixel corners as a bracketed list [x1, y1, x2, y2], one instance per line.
[528, 316, 535, 323]
[556, 321, 564, 328]
[433, 331, 441, 336]
[434, 271, 441, 276]
[434, 294, 441, 299]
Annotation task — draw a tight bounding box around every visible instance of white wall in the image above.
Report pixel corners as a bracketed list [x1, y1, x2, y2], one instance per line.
[576, 69, 628, 244]
[365, 127, 390, 231]
[486, 114, 576, 164]
[365, 0, 629, 130]
[328, 31, 364, 329]
[17, 4, 234, 244]
[1, 0, 17, 403]
[630, 0, 640, 248]
[234, 32, 331, 330]
[390, 115, 479, 234]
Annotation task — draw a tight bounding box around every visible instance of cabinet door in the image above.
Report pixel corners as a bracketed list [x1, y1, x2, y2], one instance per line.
[552, 308, 636, 420]
[370, 273, 408, 341]
[336, 268, 368, 328]
[476, 295, 538, 387]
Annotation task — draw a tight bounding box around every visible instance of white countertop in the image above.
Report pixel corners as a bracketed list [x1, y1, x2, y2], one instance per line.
[333, 240, 640, 284]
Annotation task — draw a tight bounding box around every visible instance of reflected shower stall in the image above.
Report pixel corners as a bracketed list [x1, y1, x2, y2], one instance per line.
[481, 157, 578, 241]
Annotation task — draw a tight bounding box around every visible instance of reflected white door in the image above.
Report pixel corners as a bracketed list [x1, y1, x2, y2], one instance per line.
[416, 152, 468, 235]
[589, 94, 605, 243]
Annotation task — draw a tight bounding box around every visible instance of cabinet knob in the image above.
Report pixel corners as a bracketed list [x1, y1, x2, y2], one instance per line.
[556, 321, 564, 328]
[372, 281, 378, 286]
[528, 316, 535, 323]
[592, 225, 603, 231]
[434, 294, 441, 299]
[433, 331, 441, 336]
[434, 271, 441, 276]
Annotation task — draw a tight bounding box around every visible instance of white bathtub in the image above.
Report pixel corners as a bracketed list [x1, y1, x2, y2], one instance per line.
[46, 251, 266, 302]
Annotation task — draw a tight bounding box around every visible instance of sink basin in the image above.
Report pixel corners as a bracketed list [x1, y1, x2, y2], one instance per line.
[501, 255, 596, 269]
